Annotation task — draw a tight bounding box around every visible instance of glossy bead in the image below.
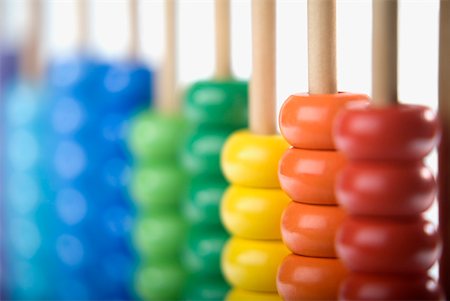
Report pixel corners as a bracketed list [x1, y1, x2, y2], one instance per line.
[337, 161, 436, 217]
[185, 80, 248, 127]
[336, 216, 441, 274]
[221, 185, 290, 240]
[334, 104, 440, 161]
[281, 202, 345, 257]
[279, 147, 346, 205]
[184, 276, 229, 301]
[183, 176, 228, 226]
[221, 131, 289, 188]
[183, 226, 228, 277]
[226, 289, 283, 301]
[277, 254, 347, 301]
[128, 111, 187, 162]
[222, 237, 290, 293]
[279, 93, 369, 150]
[340, 273, 444, 301]
[182, 128, 233, 177]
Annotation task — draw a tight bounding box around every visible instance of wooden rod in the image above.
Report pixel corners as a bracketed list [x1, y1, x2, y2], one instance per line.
[77, 0, 88, 51]
[129, 0, 139, 60]
[249, 0, 276, 135]
[308, 0, 337, 94]
[21, 0, 42, 81]
[372, 0, 398, 106]
[215, 0, 231, 79]
[157, 0, 178, 113]
[439, 0, 450, 295]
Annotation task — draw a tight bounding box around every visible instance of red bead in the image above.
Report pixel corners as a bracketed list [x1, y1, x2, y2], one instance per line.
[336, 161, 436, 217]
[279, 93, 369, 150]
[336, 216, 441, 274]
[278, 148, 346, 205]
[340, 273, 444, 301]
[281, 201, 345, 258]
[334, 104, 440, 161]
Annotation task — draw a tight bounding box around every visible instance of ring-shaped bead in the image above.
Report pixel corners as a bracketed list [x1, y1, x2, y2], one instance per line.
[281, 202, 345, 257]
[222, 237, 290, 293]
[221, 131, 289, 188]
[221, 185, 290, 240]
[336, 216, 441, 274]
[277, 254, 347, 301]
[279, 93, 369, 150]
[279, 148, 346, 205]
[226, 289, 283, 301]
[333, 104, 440, 161]
[336, 161, 436, 217]
[340, 273, 444, 301]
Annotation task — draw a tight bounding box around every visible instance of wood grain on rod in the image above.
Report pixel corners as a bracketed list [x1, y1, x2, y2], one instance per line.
[308, 0, 337, 95]
[129, 0, 139, 60]
[372, 0, 398, 106]
[21, 0, 42, 81]
[157, 0, 178, 113]
[439, 0, 450, 295]
[215, 0, 231, 79]
[249, 0, 276, 135]
[77, 0, 88, 51]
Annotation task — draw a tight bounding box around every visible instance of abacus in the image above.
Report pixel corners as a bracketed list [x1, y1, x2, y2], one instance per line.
[277, 1, 369, 299]
[221, 2, 290, 300]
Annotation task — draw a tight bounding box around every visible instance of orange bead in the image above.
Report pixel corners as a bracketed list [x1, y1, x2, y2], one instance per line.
[279, 93, 369, 150]
[279, 148, 346, 205]
[277, 254, 348, 301]
[281, 202, 346, 258]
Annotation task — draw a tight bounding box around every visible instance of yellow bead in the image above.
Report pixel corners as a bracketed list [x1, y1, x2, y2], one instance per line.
[221, 130, 289, 188]
[221, 185, 290, 240]
[226, 289, 283, 301]
[222, 237, 290, 293]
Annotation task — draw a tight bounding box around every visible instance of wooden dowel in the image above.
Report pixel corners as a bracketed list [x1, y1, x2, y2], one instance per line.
[77, 0, 88, 51]
[129, 0, 139, 60]
[157, 0, 178, 113]
[372, 0, 398, 106]
[439, 0, 450, 295]
[249, 0, 276, 135]
[215, 0, 231, 79]
[308, 0, 337, 95]
[21, 0, 42, 81]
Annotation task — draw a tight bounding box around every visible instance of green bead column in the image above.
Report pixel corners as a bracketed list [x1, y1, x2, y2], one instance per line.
[129, 111, 188, 300]
[181, 80, 248, 300]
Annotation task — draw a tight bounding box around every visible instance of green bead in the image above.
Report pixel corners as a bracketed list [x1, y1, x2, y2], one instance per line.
[181, 128, 233, 177]
[130, 163, 187, 212]
[184, 276, 229, 301]
[183, 176, 228, 226]
[135, 262, 186, 301]
[185, 80, 248, 127]
[133, 213, 186, 260]
[128, 110, 187, 162]
[182, 225, 228, 277]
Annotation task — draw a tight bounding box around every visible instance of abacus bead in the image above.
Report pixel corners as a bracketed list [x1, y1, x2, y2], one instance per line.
[277, 254, 347, 301]
[337, 161, 436, 216]
[279, 93, 369, 150]
[128, 111, 187, 162]
[226, 289, 283, 301]
[185, 80, 248, 127]
[334, 104, 440, 161]
[279, 148, 346, 205]
[184, 277, 229, 301]
[221, 185, 290, 240]
[221, 131, 289, 188]
[340, 274, 444, 301]
[281, 202, 346, 257]
[336, 216, 441, 274]
[222, 237, 290, 293]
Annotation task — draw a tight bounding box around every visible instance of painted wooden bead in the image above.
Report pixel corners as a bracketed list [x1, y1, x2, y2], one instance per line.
[279, 147, 346, 205]
[334, 104, 440, 161]
[277, 254, 347, 301]
[279, 93, 369, 150]
[336, 216, 441, 274]
[336, 161, 436, 217]
[221, 185, 290, 240]
[281, 201, 346, 257]
[226, 289, 283, 301]
[221, 131, 289, 188]
[222, 237, 290, 293]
